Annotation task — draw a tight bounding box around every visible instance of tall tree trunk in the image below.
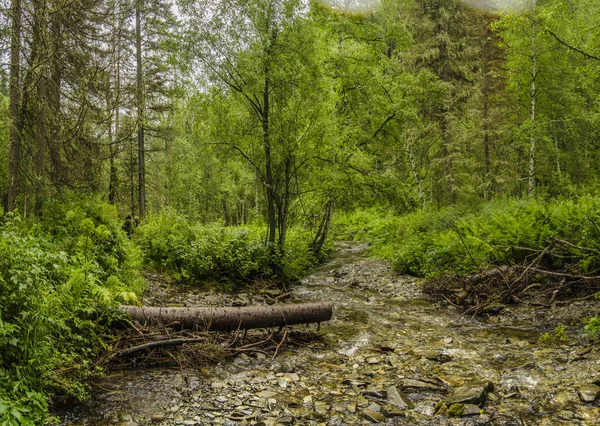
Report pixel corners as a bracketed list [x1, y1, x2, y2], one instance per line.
[7, 0, 22, 212]
[278, 156, 291, 250]
[528, 0, 537, 196]
[311, 198, 334, 256]
[108, 98, 117, 204]
[481, 20, 491, 200]
[406, 140, 425, 210]
[263, 64, 276, 246]
[33, 0, 48, 215]
[48, 11, 62, 188]
[108, 0, 121, 205]
[136, 0, 146, 218]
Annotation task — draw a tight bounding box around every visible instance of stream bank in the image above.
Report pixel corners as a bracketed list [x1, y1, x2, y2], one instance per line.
[56, 242, 600, 425]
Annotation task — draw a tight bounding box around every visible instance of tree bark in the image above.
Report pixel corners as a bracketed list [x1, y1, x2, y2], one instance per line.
[7, 0, 22, 212]
[121, 302, 333, 331]
[33, 0, 48, 215]
[528, 0, 537, 196]
[136, 0, 146, 218]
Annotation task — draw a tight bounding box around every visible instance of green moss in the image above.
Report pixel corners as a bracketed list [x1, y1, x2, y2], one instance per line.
[448, 403, 465, 416]
[539, 324, 571, 346]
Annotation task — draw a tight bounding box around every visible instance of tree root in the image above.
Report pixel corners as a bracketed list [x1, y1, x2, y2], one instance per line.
[101, 325, 325, 368]
[424, 240, 600, 315]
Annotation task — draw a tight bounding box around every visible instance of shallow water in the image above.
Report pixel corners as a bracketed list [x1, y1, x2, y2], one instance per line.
[55, 242, 600, 425]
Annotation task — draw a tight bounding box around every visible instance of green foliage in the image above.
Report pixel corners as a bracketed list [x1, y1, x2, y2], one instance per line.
[341, 196, 600, 278]
[585, 292, 600, 340]
[584, 316, 600, 340]
[136, 210, 321, 285]
[0, 199, 143, 423]
[539, 324, 571, 346]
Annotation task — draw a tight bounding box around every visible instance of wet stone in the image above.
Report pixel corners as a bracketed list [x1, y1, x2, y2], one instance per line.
[382, 404, 406, 418]
[461, 404, 481, 416]
[438, 382, 494, 407]
[425, 351, 453, 363]
[577, 384, 600, 403]
[387, 385, 414, 410]
[327, 416, 344, 426]
[366, 402, 382, 412]
[150, 413, 166, 422]
[360, 408, 386, 423]
[117, 413, 138, 426]
[362, 389, 384, 398]
[401, 379, 444, 392]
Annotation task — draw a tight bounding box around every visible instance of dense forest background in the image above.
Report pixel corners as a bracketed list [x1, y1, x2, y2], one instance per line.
[2, 0, 600, 423]
[2, 0, 600, 232]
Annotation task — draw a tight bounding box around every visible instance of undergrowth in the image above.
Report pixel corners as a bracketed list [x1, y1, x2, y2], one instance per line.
[0, 199, 142, 424]
[339, 197, 600, 278]
[338, 197, 600, 333]
[135, 210, 327, 287]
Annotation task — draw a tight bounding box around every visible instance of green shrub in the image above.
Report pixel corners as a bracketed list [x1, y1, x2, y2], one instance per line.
[339, 197, 600, 278]
[136, 211, 321, 285]
[0, 199, 143, 423]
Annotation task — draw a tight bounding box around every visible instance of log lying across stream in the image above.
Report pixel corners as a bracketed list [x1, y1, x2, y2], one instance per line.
[121, 302, 333, 332]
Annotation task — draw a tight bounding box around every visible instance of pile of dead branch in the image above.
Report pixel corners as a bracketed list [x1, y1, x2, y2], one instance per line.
[423, 238, 600, 315]
[99, 325, 326, 369]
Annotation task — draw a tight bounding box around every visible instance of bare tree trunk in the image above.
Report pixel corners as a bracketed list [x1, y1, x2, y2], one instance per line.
[481, 19, 491, 200]
[136, 0, 146, 218]
[311, 198, 334, 255]
[48, 11, 62, 188]
[222, 195, 229, 225]
[7, 0, 22, 212]
[33, 0, 47, 215]
[121, 302, 333, 331]
[263, 71, 276, 245]
[108, 0, 121, 205]
[528, 0, 537, 196]
[406, 139, 424, 210]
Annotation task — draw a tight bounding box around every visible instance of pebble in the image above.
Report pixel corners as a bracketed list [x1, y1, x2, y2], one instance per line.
[150, 414, 165, 423]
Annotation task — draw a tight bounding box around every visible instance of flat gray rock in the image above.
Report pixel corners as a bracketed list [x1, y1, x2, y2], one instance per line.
[387, 386, 414, 410]
[578, 384, 600, 403]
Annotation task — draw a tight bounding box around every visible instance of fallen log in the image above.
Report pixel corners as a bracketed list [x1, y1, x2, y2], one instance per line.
[120, 302, 333, 331]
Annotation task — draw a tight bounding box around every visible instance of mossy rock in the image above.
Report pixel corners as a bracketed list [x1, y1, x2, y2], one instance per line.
[448, 403, 464, 416]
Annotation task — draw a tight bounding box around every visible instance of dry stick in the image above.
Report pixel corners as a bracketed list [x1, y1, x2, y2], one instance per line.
[524, 266, 600, 281]
[454, 228, 478, 270]
[228, 320, 244, 347]
[548, 237, 600, 257]
[521, 283, 542, 294]
[441, 294, 461, 308]
[275, 292, 292, 300]
[231, 332, 275, 350]
[554, 292, 599, 306]
[272, 328, 288, 361]
[116, 337, 208, 357]
[513, 245, 549, 285]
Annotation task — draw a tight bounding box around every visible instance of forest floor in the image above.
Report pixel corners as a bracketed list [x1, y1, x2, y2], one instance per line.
[55, 242, 600, 425]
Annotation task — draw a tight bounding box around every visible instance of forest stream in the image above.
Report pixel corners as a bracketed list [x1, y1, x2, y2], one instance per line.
[56, 242, 600, 426]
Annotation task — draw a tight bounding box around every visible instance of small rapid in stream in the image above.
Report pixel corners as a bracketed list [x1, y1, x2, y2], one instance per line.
[56, 242, 600, 425]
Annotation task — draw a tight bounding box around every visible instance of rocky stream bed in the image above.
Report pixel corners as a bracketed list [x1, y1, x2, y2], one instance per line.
[56, 242, 600, 425]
